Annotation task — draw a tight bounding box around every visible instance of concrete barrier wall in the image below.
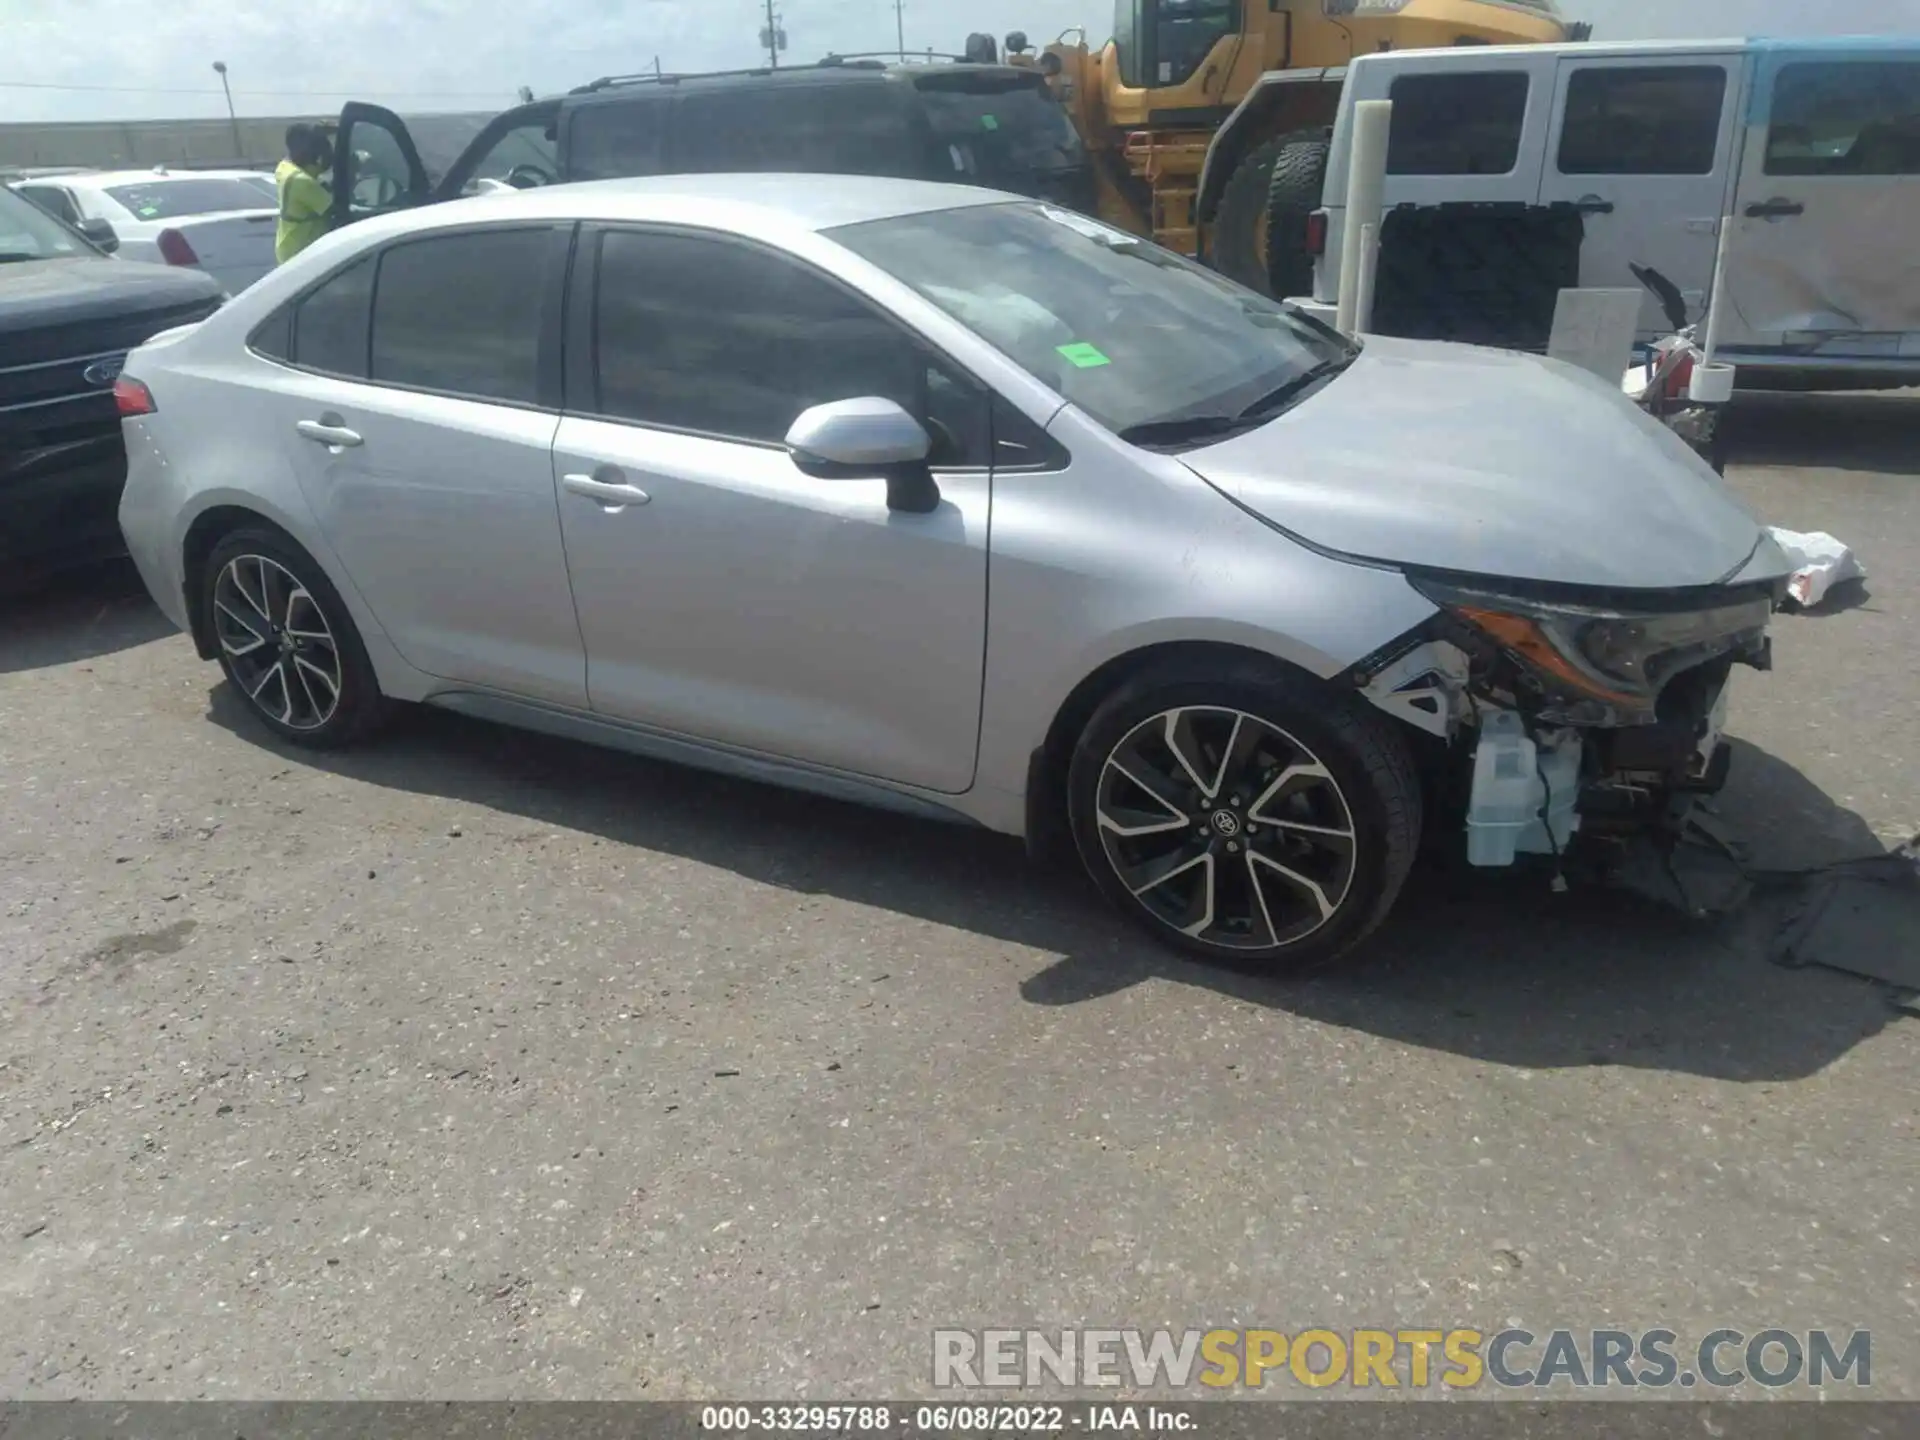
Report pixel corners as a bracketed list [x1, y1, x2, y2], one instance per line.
[0, 112, 498, 172]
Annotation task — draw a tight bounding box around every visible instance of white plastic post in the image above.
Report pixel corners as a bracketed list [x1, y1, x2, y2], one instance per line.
[1688, 213, 1740, 404]
[1336, 99, 1392, 337]
[1354, 222, 1380, 335]
[1700, 213, 1735, 366]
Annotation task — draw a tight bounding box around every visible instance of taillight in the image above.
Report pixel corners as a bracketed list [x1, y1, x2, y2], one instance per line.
[155, 228, 198, 266]
[114, 376, 156, 417]
[1304, 210, 1328, 257]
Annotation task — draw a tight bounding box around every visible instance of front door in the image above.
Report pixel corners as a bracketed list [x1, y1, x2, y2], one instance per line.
[330, 102, 433, 230]
[265, 223, 587, 707]
[551, 225, 991, 795]
[1719, 48, 1920, 362]
[1537, 52, 1744, 337]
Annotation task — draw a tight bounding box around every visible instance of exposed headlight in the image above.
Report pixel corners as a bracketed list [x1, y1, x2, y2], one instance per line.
[1411, 576, 1773, 723]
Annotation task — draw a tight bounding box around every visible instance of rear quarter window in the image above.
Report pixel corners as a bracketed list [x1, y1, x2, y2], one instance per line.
[1387, 71, 1532, 175]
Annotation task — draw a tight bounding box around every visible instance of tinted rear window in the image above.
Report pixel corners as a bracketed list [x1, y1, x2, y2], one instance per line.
[1387, 72, 1531, 175]
[104, 178, 272, 220]
[670, 83, 921, 176]
[916, 77, 1084, 178]
[371, 229, 549, 403]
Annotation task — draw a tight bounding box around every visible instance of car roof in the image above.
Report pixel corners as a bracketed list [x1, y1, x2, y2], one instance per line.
[573, 59, 1038, 97]
[352, 172, 1017, 243]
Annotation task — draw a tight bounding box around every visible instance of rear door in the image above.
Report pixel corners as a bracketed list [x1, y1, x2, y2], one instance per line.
[330, 102, 433, 228]
[1537, 52, 1744, 336]
[1720, 45, 1920, 362]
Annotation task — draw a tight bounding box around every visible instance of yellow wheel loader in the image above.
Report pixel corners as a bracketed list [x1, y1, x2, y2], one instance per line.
[1007, 1, 1585, 295]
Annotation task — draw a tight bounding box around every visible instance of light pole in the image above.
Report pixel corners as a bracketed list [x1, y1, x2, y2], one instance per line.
[895, 0, 905, 58]
[211, 61, 242, 160]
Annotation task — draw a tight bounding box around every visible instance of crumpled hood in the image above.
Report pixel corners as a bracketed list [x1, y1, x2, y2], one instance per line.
[1180, 337, 1772, 590]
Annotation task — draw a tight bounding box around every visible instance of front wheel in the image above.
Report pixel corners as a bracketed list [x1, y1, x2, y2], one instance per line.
[1067, 665, 1422, 972]
[202, 527, 388, 749]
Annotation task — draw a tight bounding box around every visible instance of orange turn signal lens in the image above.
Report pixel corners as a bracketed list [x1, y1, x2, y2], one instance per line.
[1457, 606, 1637, 705]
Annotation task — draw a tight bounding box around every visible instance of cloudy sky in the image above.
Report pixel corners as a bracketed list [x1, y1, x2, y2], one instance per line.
[4, 0, 1918, 122]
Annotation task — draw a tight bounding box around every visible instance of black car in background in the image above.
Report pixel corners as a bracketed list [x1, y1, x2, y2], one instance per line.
[328, 58, 1094, 229]
[0, 185, 222, 578]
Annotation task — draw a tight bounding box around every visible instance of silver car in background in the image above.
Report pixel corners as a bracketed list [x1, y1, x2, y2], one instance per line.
[116, 175, 1789, 969]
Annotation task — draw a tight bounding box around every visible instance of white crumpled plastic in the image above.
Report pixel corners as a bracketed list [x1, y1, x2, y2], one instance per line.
[1767, 527, 1867, 609]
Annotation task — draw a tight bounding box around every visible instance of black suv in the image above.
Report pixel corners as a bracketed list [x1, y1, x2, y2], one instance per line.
[327, 58, 1094, 229]
[1, 184, 222, 577]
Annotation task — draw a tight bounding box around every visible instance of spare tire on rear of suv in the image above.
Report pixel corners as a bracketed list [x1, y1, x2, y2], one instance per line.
[1264, 130, 1331, 302]
[1212, 130, 1329, 298]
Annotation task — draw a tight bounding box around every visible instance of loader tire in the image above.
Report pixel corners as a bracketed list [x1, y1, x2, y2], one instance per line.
[1210, 136, 1290, 295]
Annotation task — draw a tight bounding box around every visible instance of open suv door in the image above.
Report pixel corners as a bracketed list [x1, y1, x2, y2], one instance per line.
[329, 102, 432, 228]
[327, 100, 565, 230]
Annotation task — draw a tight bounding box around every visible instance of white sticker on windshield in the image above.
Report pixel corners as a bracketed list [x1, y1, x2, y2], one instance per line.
[1038, 205, 1138, 248]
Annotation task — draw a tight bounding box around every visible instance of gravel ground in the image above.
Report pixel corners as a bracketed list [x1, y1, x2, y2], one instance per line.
[1, 390, 1915, 1401]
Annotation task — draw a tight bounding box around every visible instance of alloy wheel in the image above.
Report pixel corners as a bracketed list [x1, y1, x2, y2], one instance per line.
[212, 554, 343, 731]
[1094, 706, 1358, 950]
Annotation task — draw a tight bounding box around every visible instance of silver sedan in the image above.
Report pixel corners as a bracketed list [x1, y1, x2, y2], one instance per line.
[116, 174, 1788, 969]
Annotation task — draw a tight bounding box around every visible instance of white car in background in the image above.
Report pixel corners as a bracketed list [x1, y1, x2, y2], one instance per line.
[11, 167, 279, 295]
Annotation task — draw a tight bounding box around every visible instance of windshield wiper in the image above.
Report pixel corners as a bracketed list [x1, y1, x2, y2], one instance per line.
[1116, 414, 1245, 448]
[1233, 357, 1354, 425]
[0, 252, 46, 264]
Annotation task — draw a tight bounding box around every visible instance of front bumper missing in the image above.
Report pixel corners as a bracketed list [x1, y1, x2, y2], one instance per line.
[1356, 611, 1762, 873]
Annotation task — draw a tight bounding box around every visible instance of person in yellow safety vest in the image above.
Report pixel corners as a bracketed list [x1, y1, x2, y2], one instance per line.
[275, 124, 335, 265]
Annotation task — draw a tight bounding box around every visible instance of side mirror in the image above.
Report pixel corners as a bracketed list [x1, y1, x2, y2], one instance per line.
[785, 397, 940, 514]
[76, 217, 119, 253]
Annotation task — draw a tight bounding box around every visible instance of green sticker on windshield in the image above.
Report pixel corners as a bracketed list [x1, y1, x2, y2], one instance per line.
[1057, 342, 1111, 369]
[981, 114, 1000, 131]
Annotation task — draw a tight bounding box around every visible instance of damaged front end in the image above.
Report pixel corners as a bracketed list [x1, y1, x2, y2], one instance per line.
[1351, 572, 1780, 870]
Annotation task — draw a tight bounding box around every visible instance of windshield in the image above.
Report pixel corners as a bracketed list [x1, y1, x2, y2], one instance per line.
[0, 185, 89, 261]
[104, 178, 273, 220]
[831, 201, 1352, 437]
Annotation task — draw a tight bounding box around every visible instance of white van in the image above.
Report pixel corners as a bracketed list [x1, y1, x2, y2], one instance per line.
[1298, 37, 1920, 378]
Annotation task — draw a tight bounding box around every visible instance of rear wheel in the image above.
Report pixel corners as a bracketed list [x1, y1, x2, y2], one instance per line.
[203, 527, 387, 749]
[1067, 662, 1422, 973]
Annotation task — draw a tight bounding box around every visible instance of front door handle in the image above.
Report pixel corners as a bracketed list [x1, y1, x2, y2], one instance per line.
[1572, 194, 1615, 215]
[295, 417, 363, 449]
[562, 471, 651, 510]
[1745, 197, 1805, 220]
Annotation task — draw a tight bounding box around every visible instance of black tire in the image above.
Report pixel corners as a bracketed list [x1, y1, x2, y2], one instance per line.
[1212, 131, 1329, 297]
[202, 526, 388, 749]
[1210, 136, 1288, 295]
[1264, 130, 1331, 302]
[1067, 659, 1423, 974]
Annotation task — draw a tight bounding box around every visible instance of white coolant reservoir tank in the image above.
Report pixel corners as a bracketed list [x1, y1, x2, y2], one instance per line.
[1466, 710, 1538, 868]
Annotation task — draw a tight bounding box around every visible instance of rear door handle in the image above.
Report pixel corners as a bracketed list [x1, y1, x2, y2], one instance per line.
[295, 418, 363, 448]
[1573, 194, 1615, 215]
[562, 471, 651, 510]
[1745, 198, 1805, 220]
